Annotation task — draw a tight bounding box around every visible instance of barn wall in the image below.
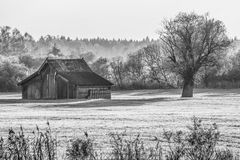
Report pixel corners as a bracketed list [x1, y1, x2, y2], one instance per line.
[76, 86, 111, 99]
[22, 86, 27, 99]
[56, 75, 68, 99]
[69, 84, 77, 99]
[22, 75, 41, 99]
[41, 64, 57, 99]
[48, 66, 56, 99]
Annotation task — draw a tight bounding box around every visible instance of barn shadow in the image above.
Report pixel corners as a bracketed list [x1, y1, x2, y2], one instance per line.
[27, 97, 188, 109]
[5, 88, 233, 107]
[112, 89, 182, 96]
[0, 98, 86, 104]
[112, 88, 240, 97]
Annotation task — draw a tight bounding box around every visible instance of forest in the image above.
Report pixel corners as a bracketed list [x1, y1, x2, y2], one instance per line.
[1, 18, 240, 92]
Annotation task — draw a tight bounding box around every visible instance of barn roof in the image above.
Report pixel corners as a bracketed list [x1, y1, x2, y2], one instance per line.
[40, 58, 92, 72]
[58, 72, 113, 86]
[18, 58, 113, 86]
[18, 71, 39, 85]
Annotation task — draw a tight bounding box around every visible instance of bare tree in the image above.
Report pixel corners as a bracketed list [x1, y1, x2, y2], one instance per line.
[109, 57, 125, 87]
[125, 52, 146, 83]
[48, 43, 62, 57]
[141, 44, 177, 87]
[91, 57, 110, 79]
[0, 26, 26, 55]
[159, 12, 231, 97]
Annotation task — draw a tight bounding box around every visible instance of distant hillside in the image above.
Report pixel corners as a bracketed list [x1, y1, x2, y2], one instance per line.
[0, 26, 154, 61]
[27, 35, 154, 60]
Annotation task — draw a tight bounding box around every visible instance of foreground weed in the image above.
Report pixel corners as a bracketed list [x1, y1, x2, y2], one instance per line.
[66, 132, 96, 160]
[109, 132, 163, 160]
[31, 122, 57, 160]
[0, 122, 57, 160]
[0, 117, 240, 160]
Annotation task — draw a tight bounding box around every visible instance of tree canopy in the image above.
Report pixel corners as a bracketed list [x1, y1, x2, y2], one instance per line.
[159, 12, 231, 97]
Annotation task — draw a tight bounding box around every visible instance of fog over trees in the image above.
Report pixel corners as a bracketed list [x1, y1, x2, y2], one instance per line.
[1, 12, 240, 96]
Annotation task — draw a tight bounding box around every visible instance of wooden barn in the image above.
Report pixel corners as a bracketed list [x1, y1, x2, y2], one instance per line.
[18, 58, 113, 99]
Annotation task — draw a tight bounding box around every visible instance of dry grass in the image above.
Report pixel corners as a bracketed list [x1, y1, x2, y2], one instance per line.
[0, 117, 239, 160]
[0, 89, 240, 151]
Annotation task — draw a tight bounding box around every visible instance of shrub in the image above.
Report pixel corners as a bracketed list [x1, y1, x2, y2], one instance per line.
[31, 122, 57, 160]
[0, 61, 27, 91]
[161, 117, 240, 160]
[109, 132, 163, 160]
[66, 132, 96, 160]
[215, 149, 237, 160]
[0, 118, 240, 160]
[184, 117, 220, 160]
[162, 130, 185, 160]
[1, 127, 31, 159]
[0, 122, 57, 160]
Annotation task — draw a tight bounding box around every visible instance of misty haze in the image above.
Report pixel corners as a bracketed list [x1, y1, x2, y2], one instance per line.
[1, 0, 240, 159]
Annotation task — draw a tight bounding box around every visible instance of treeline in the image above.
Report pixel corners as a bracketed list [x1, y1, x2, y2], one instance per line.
[1, 26, 240, 91]
[0, 26, 152, 58]
[0, 26, 151, 91]
[92, 42, 240, 90]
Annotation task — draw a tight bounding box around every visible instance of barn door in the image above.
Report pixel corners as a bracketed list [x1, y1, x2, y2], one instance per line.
[56, 77, 68, 99]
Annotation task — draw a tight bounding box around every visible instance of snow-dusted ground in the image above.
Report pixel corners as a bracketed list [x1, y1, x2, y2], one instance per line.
[0, 89, 240, 149]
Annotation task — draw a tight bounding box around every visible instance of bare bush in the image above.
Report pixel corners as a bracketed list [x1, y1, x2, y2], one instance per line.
[0, 122, 57, 160]
[0, 118, 239, 160]
[109, 132, 163, 160]
[66, 132, 96, 160]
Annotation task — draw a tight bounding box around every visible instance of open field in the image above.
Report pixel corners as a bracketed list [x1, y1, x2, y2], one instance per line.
[0, 89, 240, 150]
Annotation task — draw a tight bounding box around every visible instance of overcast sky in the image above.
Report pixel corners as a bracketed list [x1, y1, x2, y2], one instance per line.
[0, 0, 240, 40]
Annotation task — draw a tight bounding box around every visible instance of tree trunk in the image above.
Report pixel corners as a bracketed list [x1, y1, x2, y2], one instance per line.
[182, 78, 194, 97]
